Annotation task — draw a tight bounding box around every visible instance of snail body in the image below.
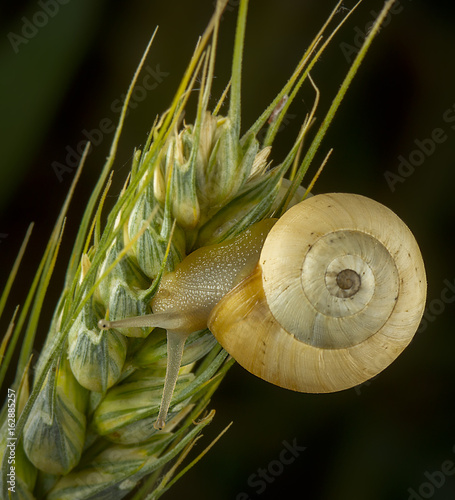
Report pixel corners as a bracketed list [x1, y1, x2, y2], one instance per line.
[150, 217, 277, 333]
[99, 193, 426, 428]
[99, 218, 277, 428]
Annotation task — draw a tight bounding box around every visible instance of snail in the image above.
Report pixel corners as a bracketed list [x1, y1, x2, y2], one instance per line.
[99, 193, 426, 429]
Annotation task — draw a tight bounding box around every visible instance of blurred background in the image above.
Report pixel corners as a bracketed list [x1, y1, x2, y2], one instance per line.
[1, 0, 454, 499]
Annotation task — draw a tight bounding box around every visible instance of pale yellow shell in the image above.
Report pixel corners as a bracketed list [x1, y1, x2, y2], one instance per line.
[208, 193, 427, 393]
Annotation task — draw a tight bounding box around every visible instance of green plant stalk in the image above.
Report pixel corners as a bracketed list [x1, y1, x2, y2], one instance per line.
[281, 0, 397, 212]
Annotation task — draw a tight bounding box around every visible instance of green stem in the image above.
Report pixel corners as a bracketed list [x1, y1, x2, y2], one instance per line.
[229, 0, 249, 136]
[284, 0, 396, 208]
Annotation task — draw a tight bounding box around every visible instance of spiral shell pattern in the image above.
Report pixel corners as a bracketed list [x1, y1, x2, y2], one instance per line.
[209, 193, 426, 393]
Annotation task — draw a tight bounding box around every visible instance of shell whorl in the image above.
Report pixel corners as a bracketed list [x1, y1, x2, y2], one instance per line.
[209, 193, 426, 393]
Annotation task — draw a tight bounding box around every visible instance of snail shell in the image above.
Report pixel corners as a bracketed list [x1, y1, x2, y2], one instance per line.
[208, 192, 426, 393]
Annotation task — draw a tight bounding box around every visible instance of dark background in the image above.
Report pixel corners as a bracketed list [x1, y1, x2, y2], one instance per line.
[1, 1, 454, 499]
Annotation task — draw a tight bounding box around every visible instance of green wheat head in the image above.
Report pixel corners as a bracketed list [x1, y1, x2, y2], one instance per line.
[0, 1, 396, 498]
